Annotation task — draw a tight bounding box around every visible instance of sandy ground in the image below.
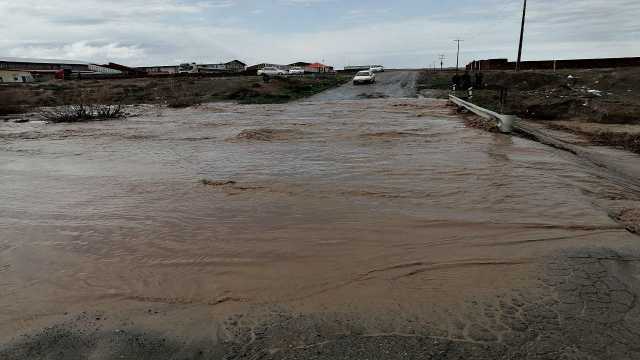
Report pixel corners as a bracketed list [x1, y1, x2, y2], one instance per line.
[1, 73, 640, 359]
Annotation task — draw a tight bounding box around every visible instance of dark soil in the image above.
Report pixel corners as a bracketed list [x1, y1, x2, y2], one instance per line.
[547, 122, 640, 154]
[418, 68, 640, 124]
[616, 208, 640, 234]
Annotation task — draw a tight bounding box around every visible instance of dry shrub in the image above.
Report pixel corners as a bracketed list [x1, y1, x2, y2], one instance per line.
[41, 104, 125, 123]
[161, 79, 202, 108]
[40, 88, 125, 123]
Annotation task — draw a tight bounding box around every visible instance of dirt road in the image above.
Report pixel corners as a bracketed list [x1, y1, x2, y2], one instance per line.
[307, 70, 418, 101]
[1, 75, 640, 359]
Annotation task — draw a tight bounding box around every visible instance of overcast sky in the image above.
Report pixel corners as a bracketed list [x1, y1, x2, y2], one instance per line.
[1, 0, 638, 68]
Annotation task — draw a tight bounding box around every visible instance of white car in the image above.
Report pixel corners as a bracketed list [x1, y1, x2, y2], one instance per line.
[288, 66, 305, 75]
[353, 70, 376, 85]
[369, 65, 384, 73]
[257, 67, 287, 76]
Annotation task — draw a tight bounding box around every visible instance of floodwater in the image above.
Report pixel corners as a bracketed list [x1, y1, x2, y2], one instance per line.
[1, 84, 640, 356]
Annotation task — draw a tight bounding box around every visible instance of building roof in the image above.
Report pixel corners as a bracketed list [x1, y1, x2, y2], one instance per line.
[0, 56, 89, 65]
[137, 65, 178, 68]
[101, 62, 146, 74]
[289, 61, 311, 66]
[225, 60, 246, 66]
[309, 63, 331, 68]
[0, 69, 33, 73]
[247, 63, 285, 70]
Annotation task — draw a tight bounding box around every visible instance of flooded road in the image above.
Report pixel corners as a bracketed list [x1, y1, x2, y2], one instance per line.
[1, 92, 640, 358]
[308, 70, 418, 100]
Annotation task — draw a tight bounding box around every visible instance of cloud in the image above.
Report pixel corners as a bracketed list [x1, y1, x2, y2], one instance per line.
[280, 0, 335, 5]
[0, 0, 638, 68]
[8, 41, 146, 62]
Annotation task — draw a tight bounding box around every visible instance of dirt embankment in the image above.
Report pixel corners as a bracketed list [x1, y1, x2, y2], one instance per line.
[419, 68, 640, 153]
[0, 75, 348, 116]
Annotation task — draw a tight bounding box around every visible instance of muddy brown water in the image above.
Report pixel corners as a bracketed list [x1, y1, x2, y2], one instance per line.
[1, 95, 640, 357]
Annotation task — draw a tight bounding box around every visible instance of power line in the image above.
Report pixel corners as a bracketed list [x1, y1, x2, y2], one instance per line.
[438, 54, 446, 71]
[516, 0, 527, 72]
[453, 39, 463, 73]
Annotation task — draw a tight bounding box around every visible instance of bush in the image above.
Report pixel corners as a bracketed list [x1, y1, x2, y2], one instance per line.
[41, 104, 125, 123]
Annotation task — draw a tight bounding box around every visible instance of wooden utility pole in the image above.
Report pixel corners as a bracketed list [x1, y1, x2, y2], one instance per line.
[454, 39, 463, 73]
[439, 54, 446, 71]
[516, 0, 527, 72]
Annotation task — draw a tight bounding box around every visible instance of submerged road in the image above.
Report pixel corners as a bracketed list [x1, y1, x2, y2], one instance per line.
[307, 70, 418, 101]
[1, 74, 640, 359]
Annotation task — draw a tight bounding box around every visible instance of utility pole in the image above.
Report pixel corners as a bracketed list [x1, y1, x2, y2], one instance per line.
[516, 0, 527, 72]
[439, 54, 446, 71]
[453, 39, 463, 73]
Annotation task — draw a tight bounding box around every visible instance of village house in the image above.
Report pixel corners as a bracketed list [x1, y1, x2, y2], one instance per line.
[0, 69, 34, 83]
[0, 57, 121, 80]
[139, 60, 246, 74]
[307, 63, 334, 73]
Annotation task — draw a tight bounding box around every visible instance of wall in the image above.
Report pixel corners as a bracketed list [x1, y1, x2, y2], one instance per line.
[0, 70, 34, 83]
[466, 57, 640, 71]
[0, 61, 89, 72]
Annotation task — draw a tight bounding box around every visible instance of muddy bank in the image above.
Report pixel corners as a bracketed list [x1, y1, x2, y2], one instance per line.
[0, 75, 348, 116]
[546, 122, 640, 154]
[419, 68, 640, 124]
[419, 68, 640, 153]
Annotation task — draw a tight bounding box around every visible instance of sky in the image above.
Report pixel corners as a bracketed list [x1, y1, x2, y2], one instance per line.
[0, 0, 638, 68]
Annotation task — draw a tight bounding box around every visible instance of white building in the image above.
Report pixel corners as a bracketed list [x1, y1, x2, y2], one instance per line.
[0, 70, 34, 83]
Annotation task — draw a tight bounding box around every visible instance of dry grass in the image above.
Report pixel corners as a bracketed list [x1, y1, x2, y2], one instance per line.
[0, 88, 29, 115]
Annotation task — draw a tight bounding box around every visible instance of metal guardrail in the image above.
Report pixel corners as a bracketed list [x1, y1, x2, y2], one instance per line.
[449, 95, 516, 133]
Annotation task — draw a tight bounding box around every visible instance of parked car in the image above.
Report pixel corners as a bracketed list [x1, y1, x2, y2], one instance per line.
[257, 67, 287, 76]
[178, 62, 198, 74]
[353, 70, 376, 85]
[288, 66, 305, 75]
[369, 65, 385, 73]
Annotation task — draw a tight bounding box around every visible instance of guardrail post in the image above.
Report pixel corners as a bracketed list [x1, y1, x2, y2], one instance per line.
[449, 95, 517, 134]
[499, 115, 516, 133]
